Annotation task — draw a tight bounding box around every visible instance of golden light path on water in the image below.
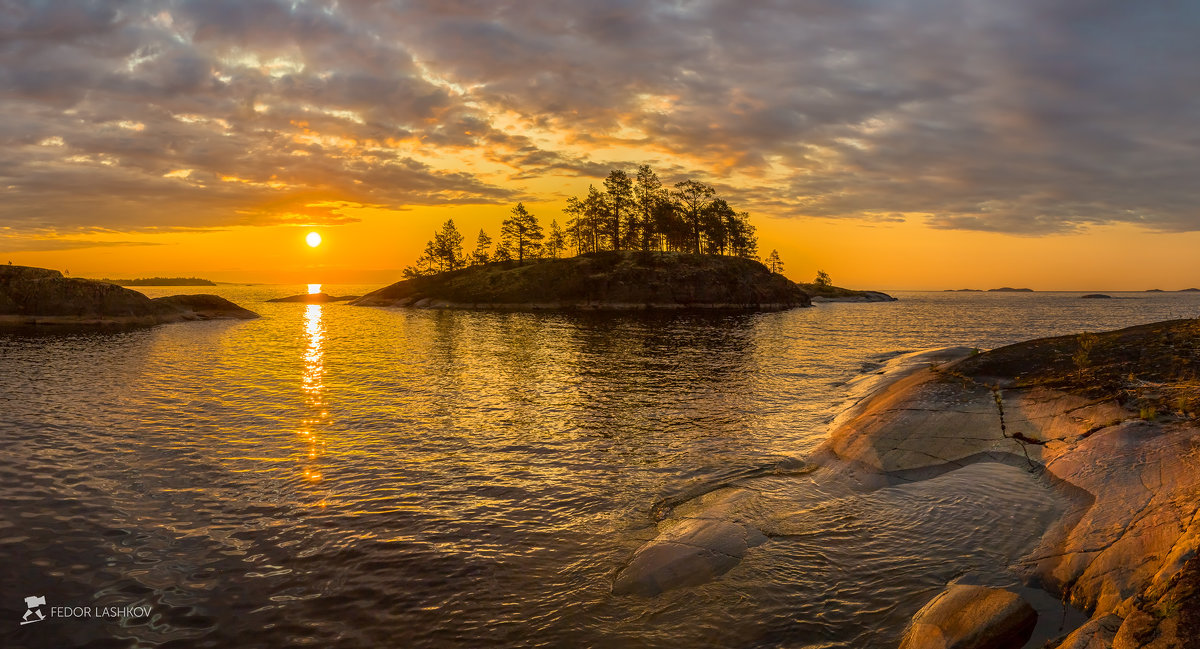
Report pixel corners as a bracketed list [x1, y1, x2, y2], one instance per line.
[300, 301, 328, 505]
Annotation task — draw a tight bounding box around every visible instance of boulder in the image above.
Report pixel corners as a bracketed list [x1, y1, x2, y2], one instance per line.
[899, 585, 1036, 649]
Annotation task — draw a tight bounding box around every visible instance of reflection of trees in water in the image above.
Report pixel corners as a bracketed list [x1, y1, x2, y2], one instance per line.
[559, 312, 764, 445]
[418, 310, 769, 462]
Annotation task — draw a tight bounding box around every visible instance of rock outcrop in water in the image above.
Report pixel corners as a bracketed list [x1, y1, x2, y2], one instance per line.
[267, 292, 359, 304]
[0, 265, 258, 325]
[352, 251, 813, 310]
[813, 319, 1200, 648]
[899, 584, 1037, 649]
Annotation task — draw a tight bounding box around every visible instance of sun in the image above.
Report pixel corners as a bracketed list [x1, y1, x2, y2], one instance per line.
[306, 231, 322, 247]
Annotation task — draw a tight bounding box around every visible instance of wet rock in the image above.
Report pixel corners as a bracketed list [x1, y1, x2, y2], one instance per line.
[816, 321, 1200, 648]
[899, 584, 1036, 649]
[613, 488, 767, 597]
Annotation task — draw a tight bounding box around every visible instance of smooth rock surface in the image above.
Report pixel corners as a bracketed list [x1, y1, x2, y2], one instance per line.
[612, 487, 767, 597]
[814, 323, 1200, 648]
[899, 584, 1036, 649]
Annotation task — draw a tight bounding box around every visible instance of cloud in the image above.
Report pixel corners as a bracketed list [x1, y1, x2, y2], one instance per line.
[2, 0, 1199, 236]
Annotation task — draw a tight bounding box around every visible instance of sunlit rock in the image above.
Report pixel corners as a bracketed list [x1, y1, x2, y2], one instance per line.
[899, 584, 1036, 649]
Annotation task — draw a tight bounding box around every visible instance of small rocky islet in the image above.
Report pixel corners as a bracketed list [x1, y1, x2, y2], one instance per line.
[350, 251, 894, 311]
[0, 265, 257, 326]
[267, 292, 359, 304]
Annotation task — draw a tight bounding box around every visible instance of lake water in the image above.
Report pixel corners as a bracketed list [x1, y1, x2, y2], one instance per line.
[3, 289, 1199, 648]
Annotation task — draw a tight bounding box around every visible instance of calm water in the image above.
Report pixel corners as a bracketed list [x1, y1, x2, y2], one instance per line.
[3, 289, 1199, 648]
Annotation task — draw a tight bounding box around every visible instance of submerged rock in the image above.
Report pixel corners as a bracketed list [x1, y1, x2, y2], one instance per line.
[612, 517, 767, 596]
[899, 584, 1036, 649]
[1080, 294, 1112, 299]
[612, 487, 767, 597]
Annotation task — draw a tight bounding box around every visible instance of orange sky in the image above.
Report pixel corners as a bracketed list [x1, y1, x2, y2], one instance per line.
[4, 2, 1200, 291]
[7, 205, 1200, 291]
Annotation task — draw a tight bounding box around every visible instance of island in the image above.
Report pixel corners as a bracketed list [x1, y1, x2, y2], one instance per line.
[798, 282, 896, 303]
[353, 251, 822, 310]
[988, 287, 1035, 292]
[1080, 293, 1112, 299]
[98, 276, 217, 286]
[1, 265, 258, 326]
[268, 292, 360, 304]
[611, 317, 1200, 647]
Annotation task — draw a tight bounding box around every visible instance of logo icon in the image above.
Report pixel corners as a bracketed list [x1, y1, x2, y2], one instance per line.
[21, 596, 46, 625]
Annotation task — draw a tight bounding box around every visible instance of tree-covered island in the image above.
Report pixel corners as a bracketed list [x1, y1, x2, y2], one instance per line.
[353, 166, 893, 310]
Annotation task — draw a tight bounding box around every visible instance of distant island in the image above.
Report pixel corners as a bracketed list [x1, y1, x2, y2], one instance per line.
[987, 287, 1034, 292]
[99, 277, 216, 286]
[944, 288, 983, 292]
[268, 292, 359, 304]
[1080, 293, 1112, 299]
[1, 265, 256, 326]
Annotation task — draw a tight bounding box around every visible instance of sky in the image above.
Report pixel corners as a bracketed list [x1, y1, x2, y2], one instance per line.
[2, 0, 1199, 289]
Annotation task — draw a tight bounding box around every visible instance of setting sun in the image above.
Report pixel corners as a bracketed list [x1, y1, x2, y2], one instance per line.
[306, 232, 322, 248]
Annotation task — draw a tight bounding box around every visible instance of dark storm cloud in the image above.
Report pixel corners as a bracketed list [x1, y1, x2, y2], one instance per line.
[2, 0, 1199, 235]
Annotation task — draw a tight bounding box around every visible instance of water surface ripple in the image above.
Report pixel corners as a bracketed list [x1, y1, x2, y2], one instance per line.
[2, 288, 1198, 647]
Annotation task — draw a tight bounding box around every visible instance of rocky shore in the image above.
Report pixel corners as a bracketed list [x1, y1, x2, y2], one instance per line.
[613, 319, 1200, 647]
[0, 265, 258, 326]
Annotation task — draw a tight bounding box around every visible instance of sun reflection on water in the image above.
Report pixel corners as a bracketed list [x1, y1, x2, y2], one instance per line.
[299, 303, 328, 498]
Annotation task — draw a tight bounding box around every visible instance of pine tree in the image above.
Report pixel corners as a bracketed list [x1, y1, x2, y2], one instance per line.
[545, 220, 566, 259]
[603, 169, 633, 251]
[766, 249, 784, 274]
[432, 219, 465, 271]
[471, 229, 492, 265]
[500, 202, 544, 263]
[673, 180, 715, 254]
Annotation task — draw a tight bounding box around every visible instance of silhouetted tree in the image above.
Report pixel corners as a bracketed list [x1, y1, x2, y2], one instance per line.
[766, 249, 784, 274]
[815, 269, 832, 288]
[728, 212, 757, 259]
[471, 229, 492, 265]
[545, 220, 566, 259]
[565, 186, 606, 254]
[672, 180, 716, 254]
[403, 240, 439, 278]
[634, 165, 669, 251]
[500, 202, 543, 263]
[432, 219, 465, 271]
[603, 169, 634, 251]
